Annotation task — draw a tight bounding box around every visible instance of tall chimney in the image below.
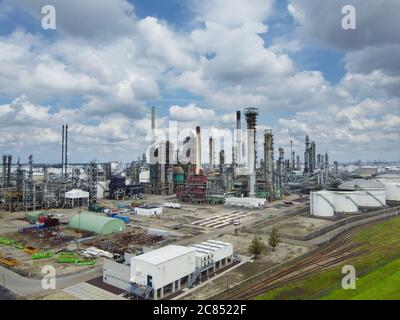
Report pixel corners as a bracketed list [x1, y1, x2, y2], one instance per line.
[234, 111, 242, 173]
[219, 150, 225, 174]
[264, 130, 274, 196]
[65, 124, 68, 178]
[195, 126, 201, 175]
[6, 155, 11, 188]
[2, 155, 6, 187]
[209, 136, 214, 172]
[61, 125, 64, 178]
[290, 140, 294, 169]
[236, 111, 241, 130]
[151, 106, 155, 144]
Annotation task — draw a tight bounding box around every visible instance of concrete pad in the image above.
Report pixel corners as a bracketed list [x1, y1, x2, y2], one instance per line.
[63, 282, 126, 300]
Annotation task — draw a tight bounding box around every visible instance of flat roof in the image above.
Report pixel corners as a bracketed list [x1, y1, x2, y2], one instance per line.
[132, 245, 195, 265]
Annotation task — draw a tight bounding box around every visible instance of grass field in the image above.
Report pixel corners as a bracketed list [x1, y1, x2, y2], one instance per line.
[322, 257, 400, 300]
[256, 216, 400, 300]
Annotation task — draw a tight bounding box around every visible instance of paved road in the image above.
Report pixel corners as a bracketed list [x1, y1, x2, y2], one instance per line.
[0, 265, 102, 297]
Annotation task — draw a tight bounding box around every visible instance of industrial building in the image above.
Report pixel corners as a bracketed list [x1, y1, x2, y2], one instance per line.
[135, 204, 163, 216]
[224, 197, 266, 209]
[69, 213, 126, 235]
[102, 240, 234, 300]
[65, 189, 89, 207]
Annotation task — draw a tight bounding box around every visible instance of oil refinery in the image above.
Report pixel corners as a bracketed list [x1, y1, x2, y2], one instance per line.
[1, 105, 399, 301]
[1, 0, 400, 306]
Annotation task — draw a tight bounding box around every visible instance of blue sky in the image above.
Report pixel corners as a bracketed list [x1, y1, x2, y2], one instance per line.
[0, 0, 399, 163]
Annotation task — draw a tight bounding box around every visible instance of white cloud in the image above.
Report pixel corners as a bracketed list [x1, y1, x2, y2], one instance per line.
[169, 103, 215, 122]
[0, 0, 399, 162]
[191, 0, 274, 28]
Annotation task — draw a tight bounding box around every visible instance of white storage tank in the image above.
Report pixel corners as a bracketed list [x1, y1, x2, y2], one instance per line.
[339, 179, 386, 208]
[331, 190, 359, 214]
[310, 191, 335, 217]
[381, 182, 400, 201]
[376, 173, 400, 183]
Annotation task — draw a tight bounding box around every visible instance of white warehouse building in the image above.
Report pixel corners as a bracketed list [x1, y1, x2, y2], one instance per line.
[103, 240, 234, 300]
[130, 245, 195, 300]
[225, 197, 266, 209]
[135, 204, 163, 216]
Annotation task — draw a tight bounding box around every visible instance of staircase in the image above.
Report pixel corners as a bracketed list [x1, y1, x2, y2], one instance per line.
[128, 283, 153, 300]
[188, 263, 216, 288]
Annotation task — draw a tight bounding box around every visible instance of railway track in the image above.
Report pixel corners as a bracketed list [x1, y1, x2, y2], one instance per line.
[215, 230, 368, 300]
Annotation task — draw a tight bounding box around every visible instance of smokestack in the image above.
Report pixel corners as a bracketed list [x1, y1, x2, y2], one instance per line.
[292, 151, 295, 170]
[151, 106, 155, 144]
[290, 140, 294, 169]
[233, 110, 242, 174]
[304, 135, 310, 175]
[244, 108, 258, 170]
[195, 126, 201, 175]
[2, 155, 6, 188]
[325, 152, 329, 183]
[7, 155, 11, 188]
[61, 125, 64, 178]
[310, 141, 316, 173]
[219, 150, 225, 174]
[247, 127, 256, 197]
[209, 137, 214, 172]
[236, 111, 241, 130]
[264, 130, 274, 197]
[296, 155, 300, 170]
[65, 124, 68, 178]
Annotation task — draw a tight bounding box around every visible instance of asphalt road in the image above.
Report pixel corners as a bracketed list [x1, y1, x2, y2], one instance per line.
[0, 265, 102, 297]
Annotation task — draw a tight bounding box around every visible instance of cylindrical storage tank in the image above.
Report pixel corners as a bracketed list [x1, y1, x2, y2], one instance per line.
[339, 179, 386, 207]
[310, 191, 335, 217]
[376, 174, 400, 183]
[381, 182, 400, 201]
[352, 190, 386, 207]
[332, 191, 359, 214]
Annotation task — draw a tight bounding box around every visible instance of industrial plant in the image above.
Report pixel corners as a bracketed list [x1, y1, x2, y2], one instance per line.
[1, 105, 400, 301]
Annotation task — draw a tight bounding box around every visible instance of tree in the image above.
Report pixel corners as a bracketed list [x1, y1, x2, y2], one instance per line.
[248, 235, 265, 259]
[269, 228, 280, 252]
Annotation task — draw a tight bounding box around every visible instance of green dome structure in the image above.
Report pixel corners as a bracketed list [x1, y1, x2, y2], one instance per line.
[69, 213, 126, 235]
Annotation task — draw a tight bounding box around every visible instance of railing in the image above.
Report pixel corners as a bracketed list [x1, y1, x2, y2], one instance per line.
[128, 283, 154, 300]
[188, 263, 216, 288]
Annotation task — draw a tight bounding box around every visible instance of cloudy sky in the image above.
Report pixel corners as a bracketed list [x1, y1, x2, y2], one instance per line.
[0, 0, 399, 164]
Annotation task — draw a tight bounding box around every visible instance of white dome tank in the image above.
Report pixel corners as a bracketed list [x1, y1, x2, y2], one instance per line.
[339, 179, 386, 208]
[381, 182, 400, 201]
[310, 191, 335, 217]
[331, 190, 359, 214]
